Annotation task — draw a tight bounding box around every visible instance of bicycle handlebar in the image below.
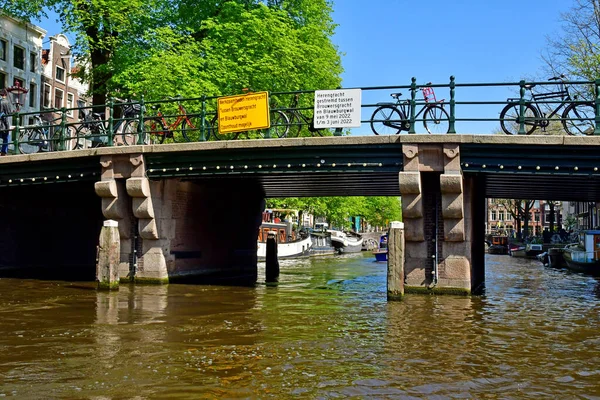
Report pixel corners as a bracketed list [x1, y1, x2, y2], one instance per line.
[548, 74, 567, 81]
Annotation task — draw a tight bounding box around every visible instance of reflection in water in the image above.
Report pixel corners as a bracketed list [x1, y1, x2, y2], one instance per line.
[0, 253, 599, 398]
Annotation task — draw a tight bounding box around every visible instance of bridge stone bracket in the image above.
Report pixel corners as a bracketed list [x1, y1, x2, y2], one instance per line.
[94, 154, 166, 282]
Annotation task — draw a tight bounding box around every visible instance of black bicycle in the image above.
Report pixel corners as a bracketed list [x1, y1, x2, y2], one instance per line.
[499, 75, 595, 136]
[283, 93, 335, 137]
[370, 85, 450, 134]
[74, 101, 142, 149]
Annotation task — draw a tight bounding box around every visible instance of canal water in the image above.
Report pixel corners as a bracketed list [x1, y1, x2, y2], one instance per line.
[1, 253, 599, 398]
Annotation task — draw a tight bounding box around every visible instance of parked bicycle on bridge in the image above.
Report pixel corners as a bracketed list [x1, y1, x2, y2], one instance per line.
[17, 113, 75, 154]
[499, 75, 595, 135]
[74, 100, 142, 149]
[142, 96, 213, 144]
[370, 84, 450, 135]
[281, 92, 335, 137]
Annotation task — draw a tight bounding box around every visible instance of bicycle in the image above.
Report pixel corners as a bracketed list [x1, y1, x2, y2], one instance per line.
[74, 100, 142, 149]
[499, 75, 595, 135]
[209, 93, 289, 141]
[370, 84, 450, 134]
[142, 97, 212, 144]
[283, 93, 335, 137]
[17, 114, 75, 154]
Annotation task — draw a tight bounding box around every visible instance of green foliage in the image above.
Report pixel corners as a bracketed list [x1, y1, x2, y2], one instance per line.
[3, 0, 342, 104]
[266, 196, 402, 230]
[543, 0, 600, 98]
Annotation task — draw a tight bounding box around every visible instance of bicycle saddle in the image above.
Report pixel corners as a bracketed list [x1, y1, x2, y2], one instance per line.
[390, 93, 402, 99]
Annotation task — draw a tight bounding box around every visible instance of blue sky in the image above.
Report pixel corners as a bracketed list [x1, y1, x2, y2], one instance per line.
[36, 0, 573, 134]
[331, 0, 573, 133]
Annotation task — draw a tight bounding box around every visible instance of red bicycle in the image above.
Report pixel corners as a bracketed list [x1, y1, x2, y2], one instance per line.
[142, 97, 212, 144]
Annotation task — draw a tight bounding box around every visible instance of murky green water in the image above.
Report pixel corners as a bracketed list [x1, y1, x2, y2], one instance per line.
[1, 253, 599, 399]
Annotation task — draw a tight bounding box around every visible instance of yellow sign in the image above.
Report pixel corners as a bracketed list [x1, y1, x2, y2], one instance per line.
[216, 91, 270, 134]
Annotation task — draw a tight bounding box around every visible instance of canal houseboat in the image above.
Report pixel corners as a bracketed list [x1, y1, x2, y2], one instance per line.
[257, 222, 312, 260]
[562, 230, 600, 276]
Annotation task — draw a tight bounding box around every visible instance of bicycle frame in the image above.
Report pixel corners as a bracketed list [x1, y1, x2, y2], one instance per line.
[527, 87, 571, 121]
[156, 103, 194, 134]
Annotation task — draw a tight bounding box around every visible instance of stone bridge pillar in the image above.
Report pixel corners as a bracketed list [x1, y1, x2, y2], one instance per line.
[399, 143, 483, 294]
[94, 154, 264, 285]
[95, 154, 169, 283]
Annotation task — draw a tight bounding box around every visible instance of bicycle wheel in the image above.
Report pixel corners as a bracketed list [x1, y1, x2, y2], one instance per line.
[499, 102, 538, 135]
[286, 112, 303, 137]
[143, 117, 167, 144]
[562, 102, 595, 136]
[423, 105, 450, 134]
[264, 110, 290, 138]
[182, 115, 212, 142]
[209, 115, 239, 141]
[18, 128, 43, 154]
[121, 120, 142, 145]
[370, 106, 405, 135]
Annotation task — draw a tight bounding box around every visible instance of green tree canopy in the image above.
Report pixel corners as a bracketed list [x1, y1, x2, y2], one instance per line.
[3, 0, 342, 104]
[266, 196, 402, 230]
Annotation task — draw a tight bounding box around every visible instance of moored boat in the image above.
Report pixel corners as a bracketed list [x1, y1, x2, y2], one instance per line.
[310, 223, 336, 257]
[547, 247, 566, 269]
[562, 230, 600, 276]
[257, 222, 312, 260]
[487, 235, 508, 254]
[329, 229, 364, 254]
[372, 234, 388, 262]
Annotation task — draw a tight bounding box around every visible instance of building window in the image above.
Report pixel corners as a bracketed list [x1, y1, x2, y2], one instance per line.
[534, 212, 540, 222]
[56, 66, 65, 82]
[13, 77, 24, 88]
[0, 71, 5, 90]
[30, 52, 36, 72]
[491, 210, 497, 221]
[0, 40, 6, 61]
[42, 83, 51, 108]
[499, 212, 505, 221]
[507, 214, 512, 221]
[66, 93, 74, 116]
[54, 88, 64, 109]
[13, 46, 24, 69]
[29, 83, 36, 108]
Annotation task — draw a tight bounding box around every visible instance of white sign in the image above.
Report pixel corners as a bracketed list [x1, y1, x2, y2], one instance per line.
[313, 89, 362, 128]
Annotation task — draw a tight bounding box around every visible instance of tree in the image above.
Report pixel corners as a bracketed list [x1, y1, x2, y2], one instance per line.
[543, 0, 600, 92]
[265, 196, 402, 231]
[3, 0, 342, 104]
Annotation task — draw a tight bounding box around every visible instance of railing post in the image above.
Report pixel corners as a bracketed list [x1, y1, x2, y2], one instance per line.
[409, 77, 417, 134]
[58, 107, 67, 151]
[200, 95, 207, 142]
[448, 75, 456, 134]
[595, 79, 600, 135]
[137, 95, 145, 145]
[518, 80, 526, 135]
[264, 91, 272, 139]
[12, 111, 20, 154]
[107, 97, 114, 146]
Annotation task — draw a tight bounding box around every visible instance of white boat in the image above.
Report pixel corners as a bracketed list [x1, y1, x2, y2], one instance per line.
[329, 229, 364, 254]
[257, 222, 312, 260]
